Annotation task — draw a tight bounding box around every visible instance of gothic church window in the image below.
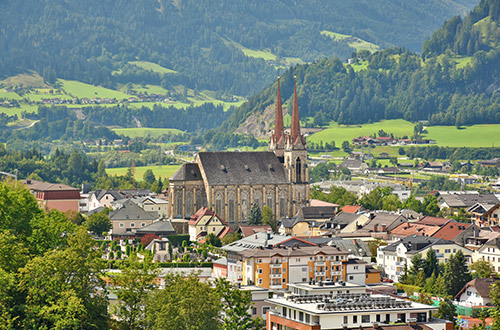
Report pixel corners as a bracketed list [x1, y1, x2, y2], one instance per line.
[215, 192, 223, 215]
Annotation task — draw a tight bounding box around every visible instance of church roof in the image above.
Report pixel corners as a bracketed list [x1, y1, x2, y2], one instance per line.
[170, 163, 203, 181]
[197, 151, 288, 185]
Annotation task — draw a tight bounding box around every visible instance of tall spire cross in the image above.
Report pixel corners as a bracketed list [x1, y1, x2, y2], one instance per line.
[274, 77, 284, 140]
[290, 75, 301, 142]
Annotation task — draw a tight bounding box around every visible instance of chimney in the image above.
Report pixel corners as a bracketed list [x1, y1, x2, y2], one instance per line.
[381, 224, 387, 232]
[373, 224, 378, 232]
[267, 228, 273, 240]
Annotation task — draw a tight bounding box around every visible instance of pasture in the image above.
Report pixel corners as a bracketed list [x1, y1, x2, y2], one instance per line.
[320, 30, 379, 53]
[106, 164, 181, 180]
[128, 61, 177, 74]
[59, 79, 130, 99]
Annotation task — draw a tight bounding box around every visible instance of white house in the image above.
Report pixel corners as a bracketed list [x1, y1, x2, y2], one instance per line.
[455, 277, 500, 307]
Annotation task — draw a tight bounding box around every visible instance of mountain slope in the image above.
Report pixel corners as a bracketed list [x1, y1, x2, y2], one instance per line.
[224, 0, 500, 134]
[0, 0, 478, 96]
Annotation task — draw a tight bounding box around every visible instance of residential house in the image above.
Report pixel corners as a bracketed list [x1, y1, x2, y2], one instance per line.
[23, 179, 80, 213]
[108, 199, 159, 237]
[330, 212, 368, 232]
[478, 158, 500, 168]
[341, 205, 364, 214]
[438, 192, 500, 214]
[341, 211, 406, 239]
[468, 203, 500, 227]
[136, 196, 169, 218]
[455, 277, 500, 307]
[339, 159, 368, 174]
[213, 257, 228, 278]
[134, 220, 177, 238]
[476, 238, 500, 273]
[241, 286, 275, 320]
[87, 189, 152, 212]
[378, 236, 473, 281]
[431, 221, 479, 247]
[188, 207, 232, 243]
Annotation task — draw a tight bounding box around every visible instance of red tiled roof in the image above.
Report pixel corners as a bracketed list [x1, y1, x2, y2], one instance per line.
[417, 216, 451, 226]
[389, 222, 441, 237]
[342, 205, 361, 214]
[239, 225, 271, 237]
[188, 207, 215, 225]
[432, 221, 470, 241]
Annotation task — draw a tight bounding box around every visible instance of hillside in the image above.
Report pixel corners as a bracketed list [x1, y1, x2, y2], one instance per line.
[0, 0, 478, 96]
[225, 0, 500, 134]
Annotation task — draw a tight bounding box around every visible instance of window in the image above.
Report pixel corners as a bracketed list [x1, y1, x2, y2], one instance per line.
[362, 315, 370, 323]
[302, 267, 307, 272]
[296, 258, 301, 262]
[258, 259, 262, 263]
[353, 315, 358, 323]
[453, 249, 457, 253]
[252, 308, 257, 315]
[212, 227, 216, 231]
[445, 249, 451, 253]
[354, 266, 358, 270]
[283, 278, 286, 283]
[130, 222, 135, 228]
[376, 314, 381, 322]
[349, 276, 354, 280]
[262, 306, 270, 317]
[119, 223, 124, 228]
[299, 312, 304, 322]
[258, 279, 263, 284]
[283, 268, 286, 273]
[258, 269, 263, 274]
[141, 222, 146, 227]
[343, 316, 348, 324]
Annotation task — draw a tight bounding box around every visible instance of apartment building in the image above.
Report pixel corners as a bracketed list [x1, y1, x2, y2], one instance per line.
[266, 282, 450, 330]
[238, 245, 350, 290]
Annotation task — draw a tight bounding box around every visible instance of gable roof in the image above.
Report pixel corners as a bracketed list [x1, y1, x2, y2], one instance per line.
[417, 216, 450, 226]
[382, 235, 456, 254]
[239, 225, 272, 237]
[390, 222, 441, 238]
[135, 220, 176, 235]
[297, 206, 337, 220]
[23, 179, 79, 192]
[431, 221, 470, 241]
[455, 278, 500, 299]
[342, 205, 362, 214]
[108, 199, 159, 221]
[310, 199, 340, 207]
[197, 151, 287, 185]
[439, 192, 500, 208]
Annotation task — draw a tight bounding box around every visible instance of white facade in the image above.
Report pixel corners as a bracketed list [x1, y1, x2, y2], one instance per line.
[475, 242, 500, 273]
[345, 262, 366, 285]
[456, 286, 487, 307]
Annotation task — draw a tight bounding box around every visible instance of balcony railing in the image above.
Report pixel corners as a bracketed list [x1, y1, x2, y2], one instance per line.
[315, 271, 326, 276]
[271, 273, 282, 279]
[315, 261, 326, 266]
[331, 271, 342, 276]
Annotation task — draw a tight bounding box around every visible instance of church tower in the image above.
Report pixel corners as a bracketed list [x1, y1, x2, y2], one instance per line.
[283, 76, 309, 215]
[269, 77, 286, 160]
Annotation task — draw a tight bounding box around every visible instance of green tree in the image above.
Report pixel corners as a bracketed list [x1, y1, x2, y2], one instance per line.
[215, 278, 265, 330]
[409, 253, 426, 277]
[443, 250, 471, 296]
[206, 233, 222, 247]
[143, 169, 156, 186]
[19, 228, 108, 329]
[425, 248, 439, 277]
[247, 204, 262, 225]
[415, 269, 426, 287]
[434, 300, 457, 325]
[28, 209, 76, 255]
[222, 232, 241, 245]
[143, 273, 221, 330]
[111, 256, 159, 330]
[262, 206, 277, 232]
[86, 212, 111, 236]
[341, 140, 351, 153]
[469, 260, 495, 278]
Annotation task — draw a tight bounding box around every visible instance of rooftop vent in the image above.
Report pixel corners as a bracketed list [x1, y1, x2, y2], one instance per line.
[244, 165, 250, 171]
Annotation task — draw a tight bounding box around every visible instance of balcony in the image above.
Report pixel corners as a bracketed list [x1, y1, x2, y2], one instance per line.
[331, 261, 342, 265]
[270, 263, 282, 268]
[331, 271, 342, 276]
[395, 261, 401, 266]
[315, 271, 326, 276]
[315, 261, 326, 266]
[271, 273, 282, 279]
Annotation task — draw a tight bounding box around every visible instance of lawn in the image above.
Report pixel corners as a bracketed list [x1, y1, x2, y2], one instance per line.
[106, 164, 181, 180]
[424, 124, 500, 148]
[320, 30, 379, 53]
[59, 79, 130, 99]
[128, 61, 177, 74]
[308, 119, 415, 145]
[113, 128, 185, 138]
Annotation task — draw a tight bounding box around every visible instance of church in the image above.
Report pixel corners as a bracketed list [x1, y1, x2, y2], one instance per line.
[168, 77, 309, 228]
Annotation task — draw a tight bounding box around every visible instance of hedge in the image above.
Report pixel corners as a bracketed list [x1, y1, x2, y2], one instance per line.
[166, 235, 190, 247]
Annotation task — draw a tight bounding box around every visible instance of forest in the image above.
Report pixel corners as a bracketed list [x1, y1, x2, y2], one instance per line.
[224, 0, 500, 130]
[0, 0, 477, 96]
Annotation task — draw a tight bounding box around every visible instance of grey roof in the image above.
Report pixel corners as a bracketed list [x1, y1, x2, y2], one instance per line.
[357, 212, 406, 232]
[332, 212, 362, 229]
[222, 231, 290, 253]
[339, 159, 366, 169]
[109, 199, 159, 222]
[382, 235, 456, 254]
[91, 189, 152, 201]
[197, 151, 288, 185]
[170, 163, 203, 181]
[328, 238, 371, 257]
[135, 220, 176, 235]
[440, 192, 499, 208]
[280, 218, 296, 228]
[297, 206, 336, 220]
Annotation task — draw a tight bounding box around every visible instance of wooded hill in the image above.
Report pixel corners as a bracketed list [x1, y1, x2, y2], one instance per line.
[224, 0, 500, 132]
[0, 0, 477, 96]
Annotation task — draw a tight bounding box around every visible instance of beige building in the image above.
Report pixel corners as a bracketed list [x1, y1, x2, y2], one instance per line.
[169, 78, 309, 228]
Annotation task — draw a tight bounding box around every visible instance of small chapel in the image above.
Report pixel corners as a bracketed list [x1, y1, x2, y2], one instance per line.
[168, 77, 309, 228]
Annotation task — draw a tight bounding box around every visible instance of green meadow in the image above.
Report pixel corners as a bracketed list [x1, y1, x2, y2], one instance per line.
[308, 120, 500, 148]
[320, 30, 379, 53]
[113, 128, 184, 138]
[59, 79, 130, 99]
[106, 164, 181, 180]
[128, 61, 177, 74]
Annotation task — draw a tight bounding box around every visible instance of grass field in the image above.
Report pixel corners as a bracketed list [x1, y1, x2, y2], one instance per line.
[59, 79, 130, 99]
[424, 124, 500, 147]
[106, 164, 181, 180]
[308, 119, 415, 145]
[113, 128, 184, 138]
[320, 30, 379, 53]
[128, 61, 177, 74]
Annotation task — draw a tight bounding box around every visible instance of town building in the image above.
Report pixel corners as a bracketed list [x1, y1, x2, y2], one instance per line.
[266, 283, 449, 330]
[108, 199, 160, 237]
[455, 277, 500, 307]
[378, 236, 473, 281]
[188, 207, 232, 243]
[169, 77, 309, 227]
[23, 179, 81, 213]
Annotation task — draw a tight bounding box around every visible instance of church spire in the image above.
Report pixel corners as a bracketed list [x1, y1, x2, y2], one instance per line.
[290, 76, 301, 142]
[274, 76, 284, 140]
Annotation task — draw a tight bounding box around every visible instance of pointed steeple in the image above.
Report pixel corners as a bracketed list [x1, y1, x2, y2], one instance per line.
[290, 75, 301, 142]
[274, 77, 284, 140]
